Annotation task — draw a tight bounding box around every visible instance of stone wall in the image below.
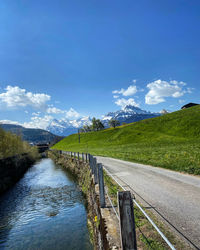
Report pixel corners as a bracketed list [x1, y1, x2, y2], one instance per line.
[48, 151, 109, 250]
[0, 154, 36, 194]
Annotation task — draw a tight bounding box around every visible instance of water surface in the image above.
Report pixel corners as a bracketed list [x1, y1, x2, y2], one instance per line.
[0, 158, 92, 250]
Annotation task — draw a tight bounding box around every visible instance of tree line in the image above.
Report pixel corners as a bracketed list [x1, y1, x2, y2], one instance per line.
[0, 128, 39, 159]
[80, 118, 120, 133]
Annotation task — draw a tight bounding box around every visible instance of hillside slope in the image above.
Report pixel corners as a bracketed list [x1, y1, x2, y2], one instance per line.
[53, 106, 200, 174]
[0, 124, 62, 144]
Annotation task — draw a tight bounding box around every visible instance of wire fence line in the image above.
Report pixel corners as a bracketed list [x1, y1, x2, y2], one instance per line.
[102, 165, 176, 250]
[104, 187, 120, 221]
[55, 150, 177, 250]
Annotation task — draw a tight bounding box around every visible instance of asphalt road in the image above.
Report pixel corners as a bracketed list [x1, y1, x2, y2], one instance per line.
[96, 156, 200, 249]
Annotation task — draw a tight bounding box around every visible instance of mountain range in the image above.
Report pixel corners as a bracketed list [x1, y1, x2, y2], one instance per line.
[46, 105, 161, 136]
[0, 124, 62, 144]
[101, 105, 160, 127]
[0, 105, 162, 137]
[46, 116, 92, 136]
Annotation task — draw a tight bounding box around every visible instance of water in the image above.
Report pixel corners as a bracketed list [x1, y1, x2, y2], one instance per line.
[0, 158, 93, 250]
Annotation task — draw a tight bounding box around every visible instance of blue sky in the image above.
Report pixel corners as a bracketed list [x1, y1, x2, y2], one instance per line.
[0, 0, 199, 128]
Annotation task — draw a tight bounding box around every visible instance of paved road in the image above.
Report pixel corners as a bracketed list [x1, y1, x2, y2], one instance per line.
[96, 156, 200, 249]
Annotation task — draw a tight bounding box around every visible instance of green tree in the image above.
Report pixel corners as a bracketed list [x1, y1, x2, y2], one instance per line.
[108, 119, 120, 128]
[91, 118, 104, 131]
[81, 125, 92, 132]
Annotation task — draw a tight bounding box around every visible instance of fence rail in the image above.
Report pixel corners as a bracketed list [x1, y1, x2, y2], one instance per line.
[55, 150, 176, 250]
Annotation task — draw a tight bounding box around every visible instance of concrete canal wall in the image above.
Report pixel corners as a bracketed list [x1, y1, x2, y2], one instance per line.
[48, 150, 110, 250]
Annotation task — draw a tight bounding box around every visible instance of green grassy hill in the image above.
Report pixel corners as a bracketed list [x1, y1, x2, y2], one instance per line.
[52, 105, 200, 175]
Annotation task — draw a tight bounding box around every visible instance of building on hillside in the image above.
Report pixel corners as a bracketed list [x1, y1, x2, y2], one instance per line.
[181, 103, 199, 109]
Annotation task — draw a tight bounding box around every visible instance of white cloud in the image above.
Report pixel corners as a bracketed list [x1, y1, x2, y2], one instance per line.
[113, 95, 119, 99]
[23, 115, 53, 129]
[145, 80, 191, 105]
[65, 108, 80, 118]
[112, 89, 123, 95]
[170, 80, 187, 86]
[47, 105, 80, 117]
[0, 120, 22, 125]
[186, 87, 193, 94]
[0, 86, 50, 109]
[32, 112, 41, 116]
[112, 84, 137, 97]
[46, 107, 64, 114]
[123, 85, 137, 96]
[115, 98, 139, 109]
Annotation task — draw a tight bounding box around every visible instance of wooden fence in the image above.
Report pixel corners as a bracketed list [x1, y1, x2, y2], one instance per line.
[59, 150, 137, 250]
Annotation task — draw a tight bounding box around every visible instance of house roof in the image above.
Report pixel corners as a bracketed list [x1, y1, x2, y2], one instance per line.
[181, 103, 199, 109]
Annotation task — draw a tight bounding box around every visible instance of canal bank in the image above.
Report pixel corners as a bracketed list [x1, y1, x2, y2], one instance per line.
[0, 153, 39, 195]
[0, 158, 92, 250]
[48, 151, 110, 250]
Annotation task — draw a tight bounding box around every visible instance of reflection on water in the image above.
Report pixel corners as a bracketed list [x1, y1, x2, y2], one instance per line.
[0, 158, 92, 250]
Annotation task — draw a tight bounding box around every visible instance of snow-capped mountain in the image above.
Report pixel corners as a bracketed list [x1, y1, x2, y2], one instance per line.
[41, 106, 160, 135]
[0, 105, 160, 137]
[46, 116, 92, 136]
[102, 105, 160, 126]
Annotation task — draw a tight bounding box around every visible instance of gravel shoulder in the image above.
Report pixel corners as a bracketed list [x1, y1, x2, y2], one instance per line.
[96, 156, 200, 249]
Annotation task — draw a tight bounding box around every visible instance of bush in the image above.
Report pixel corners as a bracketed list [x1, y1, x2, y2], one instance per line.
[0, 128, 39, 159]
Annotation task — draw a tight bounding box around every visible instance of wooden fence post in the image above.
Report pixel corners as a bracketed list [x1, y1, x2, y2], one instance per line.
[82, 153, 84, 162]
[90, 155, 94, 174]
[86, 153, 88, 163]
[77, 152, 79, 161]
[97, 163, 105, 208]
[89, 154, 92, 171]
[118, 191, 137, 250]
[93, 158, 98, 184]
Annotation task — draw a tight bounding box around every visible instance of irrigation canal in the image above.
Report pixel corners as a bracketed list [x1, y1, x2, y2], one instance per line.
[0, 158, 92, 250]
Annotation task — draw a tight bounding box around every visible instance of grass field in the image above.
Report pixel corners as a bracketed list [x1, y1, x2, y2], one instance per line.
[52, 105, 200, 175]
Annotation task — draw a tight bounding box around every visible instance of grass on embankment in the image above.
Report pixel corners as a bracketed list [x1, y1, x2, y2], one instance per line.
[52, 105, 200, 175]
[104, 170, 187, 250]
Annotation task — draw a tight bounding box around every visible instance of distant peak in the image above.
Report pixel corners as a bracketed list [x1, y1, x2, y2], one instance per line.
[160, 109, 170, 114]
[123, 105, 141, 111]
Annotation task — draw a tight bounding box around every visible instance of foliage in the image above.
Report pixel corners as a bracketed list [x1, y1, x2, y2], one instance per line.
[91, 117, 104, 131]
[80, 125, 92, 133]
[80, 117, 104, 133]
[52, 105, 200, 175]
[0, 127, 39, 159]
[108, 119, 120, 128]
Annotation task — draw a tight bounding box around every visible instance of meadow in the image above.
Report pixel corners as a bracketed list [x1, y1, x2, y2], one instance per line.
[52, 105, 200, 175]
